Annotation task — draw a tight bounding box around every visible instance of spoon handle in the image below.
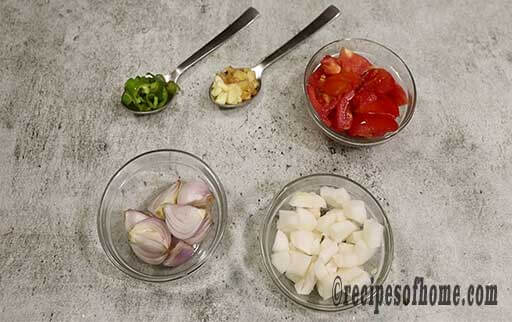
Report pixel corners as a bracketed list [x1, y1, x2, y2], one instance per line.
[255, 5, 340, 72]
[172, 7, 260, 80]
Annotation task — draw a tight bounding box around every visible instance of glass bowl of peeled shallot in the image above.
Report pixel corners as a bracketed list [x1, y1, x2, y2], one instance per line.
[98, 149, 227, 282]
[260, 174, 393, 311]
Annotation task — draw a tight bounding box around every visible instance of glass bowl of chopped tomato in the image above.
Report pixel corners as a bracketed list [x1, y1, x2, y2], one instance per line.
[304, 39, 416, 146]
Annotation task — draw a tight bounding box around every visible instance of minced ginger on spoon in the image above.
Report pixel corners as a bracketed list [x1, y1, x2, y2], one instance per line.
[211, 67, 259, 105]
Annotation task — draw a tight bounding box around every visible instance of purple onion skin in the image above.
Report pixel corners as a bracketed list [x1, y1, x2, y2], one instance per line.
[128, 217, 172, 265]
[162, 241, 195, 267]
[183, 217, 212, 245]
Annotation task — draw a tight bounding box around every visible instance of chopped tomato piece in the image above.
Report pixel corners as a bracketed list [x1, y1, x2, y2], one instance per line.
[360, 68, 395, 94]
[338, 48, 372, 75]
[353, 96, 399, 117]
[326, 70, 361, 86]
[331, 90, 355, 132]
[322, 76, 353, 97]
[321, 93, 331, 104]
[348, 113, 399, 137]
[306, 84, 325, 113]
[308, 67, 325, 88]
[321, 55, 341, 75]
[352, 88, 378, 108]
[388, 83, 408, 106]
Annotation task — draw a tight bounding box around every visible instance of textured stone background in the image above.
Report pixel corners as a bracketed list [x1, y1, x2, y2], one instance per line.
[1, 0, 511, 321]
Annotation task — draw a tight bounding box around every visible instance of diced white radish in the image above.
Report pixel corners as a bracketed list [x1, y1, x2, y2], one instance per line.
[315, 211, 337, 233]
[289, 192, 326, 209]
[320, 237, 336, 250]
[339, 252, 359, 268]
[272, 230, 289, 252]
[271, 251, 290, 274]
[285, 271, 302, 283]
[295, 208, 317, 231]
[333, 252, 344, 267]
[290, 230, 315, 255]
[334, 209, 346, 222]
[307, 208, 321, 219]
[338, 266, 365, 283]
[295, 260, 317, 295]
[363, 218, 384, 248]
[276, 210, 298, 232]
[328, 220, 359, 242]
[311, 234, 321, 255]
[320, 186, 351, 208]
[338, 242, 355, 254]
[287, 251, 312, 276]
[318, 239, 338, 263]
[354, 239, 377, 265]
[346, 230, 363, 244]
[346, 270, 371, 292]
[314, 260, 329, 281]
[326, 259, 338, 273]
[317, 273, 339, 300]
[344, 200, 367, 225]
[316, 279, 331, 300]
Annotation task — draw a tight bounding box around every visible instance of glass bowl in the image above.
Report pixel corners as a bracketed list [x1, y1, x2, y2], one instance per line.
[260, 174, 393, 311]
[304, 38, 416, 147]
[98, 149, 227, 282]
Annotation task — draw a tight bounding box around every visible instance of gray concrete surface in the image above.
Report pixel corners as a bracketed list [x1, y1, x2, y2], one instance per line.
[1, 0, 511, 321]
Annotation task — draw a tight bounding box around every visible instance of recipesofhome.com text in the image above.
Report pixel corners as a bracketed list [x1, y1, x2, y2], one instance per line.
[332, 276, 498, 314]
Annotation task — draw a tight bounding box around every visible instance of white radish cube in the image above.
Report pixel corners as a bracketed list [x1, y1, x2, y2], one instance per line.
[338, 242, 355, 254]
[334, 209, 346, 222]
[339, 252, 359, 268]
[346, 230, 363, 244]
[295, 208, 317, 231]
[289, 192, 326, 209]
[295, 261, 317, 295]
[338, 266, 365, 283]
[287, 251, 312, 276]
[276, 210, 298, 232]
[320, 237, 336, 250]
[272, 230, 289, 252]
[326, 259, 338, 273]
[363, 218, 384, 248]
[311, 235, 321, 255]
[307, 208, 321, 219]
[315, 211, 337, 233]
[318, 240, 338, 263]
[271, 251, 290, 274]
[333, 253, 344, 267]
[285, 271, 302, 283]
[344, 200, 367, 225]
[290, 231, 315, 255]
[320, 186, 351, 208]
[317, 273, 339, 300]
[354, 239, 377, 265]
[314, 260, 329, 281]
[328, 221, 359, 242]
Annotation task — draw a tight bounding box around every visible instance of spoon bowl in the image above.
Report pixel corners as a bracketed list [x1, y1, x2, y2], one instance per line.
[209, 5, 340, 109]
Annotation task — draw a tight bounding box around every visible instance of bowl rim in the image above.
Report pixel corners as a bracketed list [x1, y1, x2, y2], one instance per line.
[259, 173, 394, 311]
[97, 148, 227, 282]
[303, 38, 417, 147]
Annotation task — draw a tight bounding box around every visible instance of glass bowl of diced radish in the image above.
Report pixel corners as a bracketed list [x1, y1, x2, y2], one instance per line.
[260, 174, 393, 311]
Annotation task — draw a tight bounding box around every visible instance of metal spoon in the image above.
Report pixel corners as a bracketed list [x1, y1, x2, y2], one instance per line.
[125, 7, 260, 115]
[210, 5, 340, 109]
